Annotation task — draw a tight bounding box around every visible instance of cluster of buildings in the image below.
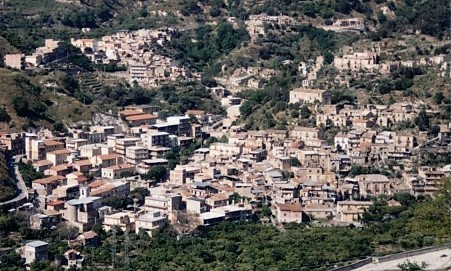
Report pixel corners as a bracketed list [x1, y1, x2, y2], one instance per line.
[333, 45, 449, 82]
[245, 13, 297, 39]
[70, 28, 201, 87]
[4, 39, 66, 70]
[321, 18, 365, 32]
[16, 240, 86, 270]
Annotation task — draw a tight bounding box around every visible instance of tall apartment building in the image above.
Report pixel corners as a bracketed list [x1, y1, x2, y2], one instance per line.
[125, 146, 148, 165]
[114, 137, 141, 156]
[141, 131, 170, 148]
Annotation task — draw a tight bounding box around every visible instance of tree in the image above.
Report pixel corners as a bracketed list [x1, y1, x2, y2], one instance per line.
[53, 122, 67, 134]
[324, 51, 334, 64]
[142, 166, 167, 182]
[0, 107, 11, 122]
[430, 125, 440, 136]
[31, 101, 47, 115]
[12, 96, 29, 116]
[60, 74, 79, 95]
[414, 109, 430, 131]
[18, 160, 45, 187]
[334, 0, 351, 14]
[240, 100, 255, 118]
[290, 157, 301, 167]
[132, 187, 150, 198]
[299, 105, 311, 119]
[434, 91, 445, 104]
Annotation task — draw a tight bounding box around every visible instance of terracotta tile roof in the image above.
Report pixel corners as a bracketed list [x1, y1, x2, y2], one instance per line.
[43, 140, 64, 147]
[49, 164, 71, 171]
[119, 110, 143, 117]
[47, 200, 65, 206]
[33, 175, 65, 185]
[185, 109, 206, 115]
[88, 180, 105, 188]
[353, 119, 369, 123]
[73, 160, 93, 167]
[47, 149, 71, 155]
[98, 154, 121, 160]
[33, 160, 53, 166]
[208, 193, 230, 201]
[359, 142, 372, 148]
[80, 231, 98, 239]
[77, 176, 88, 183]
[125, 114, 157, 121]
[277, 202, 302, 212]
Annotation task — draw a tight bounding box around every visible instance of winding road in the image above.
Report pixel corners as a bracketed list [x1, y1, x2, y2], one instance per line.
[0, 155, 29, 206]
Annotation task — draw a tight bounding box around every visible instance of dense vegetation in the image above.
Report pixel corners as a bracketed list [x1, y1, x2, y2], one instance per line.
[18, 160, 45, 187]
[0, 153, 15, 202]
[164, 23, 250, 73]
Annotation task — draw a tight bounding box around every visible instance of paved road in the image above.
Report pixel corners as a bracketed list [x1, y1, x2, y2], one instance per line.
[353, 248, 451, 271]
[0, 155, 28, 206]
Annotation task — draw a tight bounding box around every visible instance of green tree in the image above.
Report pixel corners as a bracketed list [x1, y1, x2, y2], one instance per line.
[0, 107, 11, 122]
[299, 105, 311, 119]
[12, 96, 29, 116]
[18, 160, 45, 187]
[142, 166, 168, 182]
[430, 125, 440, 136]
[290, 157, 301, 167]
[31, 101, 47, 115]
[414, 109, 430, 131]
[434, 91, 445, 104]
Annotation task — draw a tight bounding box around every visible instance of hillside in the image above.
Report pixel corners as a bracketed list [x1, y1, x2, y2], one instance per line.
[0, 0, 448, 132]
[0, 68, 94, 132]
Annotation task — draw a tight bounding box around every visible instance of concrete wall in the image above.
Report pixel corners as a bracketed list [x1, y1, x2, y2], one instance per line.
[377, 243, 451, 263]
[329, 258, 372, 271]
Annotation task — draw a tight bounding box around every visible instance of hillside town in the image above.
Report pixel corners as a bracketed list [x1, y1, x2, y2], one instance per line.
[0, 75, 449, 266]
[0, 1, 449, 269]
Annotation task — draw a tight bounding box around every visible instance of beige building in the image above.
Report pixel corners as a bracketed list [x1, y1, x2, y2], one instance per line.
[289, 88, 331, 104]
[80, 144, 112, 159]
[334, 50, 379, 71]
[144, 194, 182, 214]
[274, 203, 303, 223]
[135, 211, 167, 236]
[91, 154, 123, 168]
[290, 127, 319, 141]
[417, 166, 446, 194]
[18, 241, 48, 265]
[101, 164, 135, 179]
[46, 149, 71, 165]
[4, 54, 25, 70]
[62, 196, 103, 233]
[337, 201, 373, 223]
[356, 174, 391, 196]
[169, 165, 201, 184]
[115, 137, 141, 156]
[103, 212, 135, 233]
[125, 146, 148, 165]
[209, 143, 242, 160]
